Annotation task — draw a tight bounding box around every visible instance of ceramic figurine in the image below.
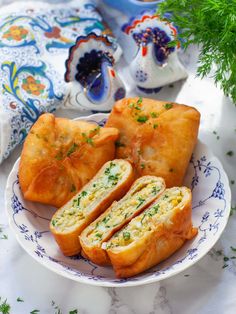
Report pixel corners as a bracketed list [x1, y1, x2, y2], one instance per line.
[121, 12, 188, 93]
[64, 33, 126, 111]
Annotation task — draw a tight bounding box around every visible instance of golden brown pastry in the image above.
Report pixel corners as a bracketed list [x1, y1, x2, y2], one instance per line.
[106, 186, 197, 278]
[105, 97, 200, 187]
[19, 113, 119, 207]
[50, 159, 134, 256]
[80, 176, 165, 265]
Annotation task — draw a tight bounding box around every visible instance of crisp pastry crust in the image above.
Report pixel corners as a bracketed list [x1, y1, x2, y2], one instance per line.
[50, 159, 134, 256]
[106, 187, 198, 278]
[105, 97, 200, 187]
[80, 176, 166, 265]
[19, 113, 119, 208]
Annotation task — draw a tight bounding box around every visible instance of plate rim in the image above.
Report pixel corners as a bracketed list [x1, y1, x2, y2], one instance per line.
[4, 113, 232, 287]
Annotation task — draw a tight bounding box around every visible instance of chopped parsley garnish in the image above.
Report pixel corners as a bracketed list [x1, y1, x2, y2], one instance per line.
[163, 195, 169, 199]
[163, 103, 173, 110]
[105, 167, 110, 175]
[150, 112, 158, 118]
[69, 310, 78, 314]
[0, 298, 10, 314]
[30, 310, 40, 314]
[55, 151, 63, 160]
[102, 216, 111, 224]
[81, 191, 87, 197]
[226, 150, 234, 157]
[230, 205, 236, 216]
[108, 174, 119, 183]
[76, 196, 81, 207]
[141, 163, 145, 169]
[67, 143, 78, 156]
[17, 297, 24, 302]
[230, 246, 236, 252]
[82, 133, 94, 146]
[137, 115, 148, 123]
[153, 123, 158, 129]
[91, 126, 100, 134]
[152, 186, 160, 195]
[148, 204, 160, 216]
[129, 102, 135, 109]
[136, 197, 145, 208]
[115, 141, 125, 147]
[137, 97, 143, 105]
[124, 212, 129, 219]
[95, 233, 102, 238]
[123, 231, 131, 240]
[0, 228, 8, 240]
[51, 220, 56, 227]
[71, 184, 76, 193]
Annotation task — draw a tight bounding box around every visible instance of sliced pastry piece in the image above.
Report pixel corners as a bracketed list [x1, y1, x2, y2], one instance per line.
[106, 186, 198, 278]
[50, 159, 134, 256]
[80, 176, 166, 265]
[105, 97, 200, 187]
[19, 113, 119, 208]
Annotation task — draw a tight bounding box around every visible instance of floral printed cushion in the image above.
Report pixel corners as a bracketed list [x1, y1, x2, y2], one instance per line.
[0, 0, 119, 163]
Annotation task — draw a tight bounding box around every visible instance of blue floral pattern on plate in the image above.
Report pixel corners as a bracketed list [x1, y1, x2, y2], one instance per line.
[5, 114, 231, 287]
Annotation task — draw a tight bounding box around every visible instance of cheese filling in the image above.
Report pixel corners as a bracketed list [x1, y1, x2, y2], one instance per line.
[106, 188, 184, 249]
[51, 161, 127, 231]
[86, 178, 164, 244]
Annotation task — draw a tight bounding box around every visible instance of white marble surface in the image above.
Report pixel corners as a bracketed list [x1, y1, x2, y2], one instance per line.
[1, 1, 236, 313]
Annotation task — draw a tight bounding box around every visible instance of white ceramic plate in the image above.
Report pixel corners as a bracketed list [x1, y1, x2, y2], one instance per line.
[5, 113, 231, 287]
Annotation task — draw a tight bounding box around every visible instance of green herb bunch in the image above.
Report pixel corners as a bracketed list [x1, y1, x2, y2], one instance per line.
[157, 0, 236, 103]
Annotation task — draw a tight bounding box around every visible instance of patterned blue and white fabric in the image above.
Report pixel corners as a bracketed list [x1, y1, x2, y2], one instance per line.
[0, 0, 120, 163]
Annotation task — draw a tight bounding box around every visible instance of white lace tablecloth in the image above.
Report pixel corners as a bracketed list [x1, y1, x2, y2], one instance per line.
[0, 1, 236, 313]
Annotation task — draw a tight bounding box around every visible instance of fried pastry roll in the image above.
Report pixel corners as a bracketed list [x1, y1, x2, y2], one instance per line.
[50, 159, 134, 256]
[105, 97, 200, 187]
[80, 176, 166, 265]
[106, 186, 198, 278]
[19, 113, 119, 208]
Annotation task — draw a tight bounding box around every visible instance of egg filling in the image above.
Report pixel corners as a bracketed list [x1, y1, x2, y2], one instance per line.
[106, 187, 184, 249]
[86, 178, 164, 244]
[51, 161, 127, 232]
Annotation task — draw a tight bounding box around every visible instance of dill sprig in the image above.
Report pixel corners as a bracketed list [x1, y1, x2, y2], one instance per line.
[157, 0, 236, 103]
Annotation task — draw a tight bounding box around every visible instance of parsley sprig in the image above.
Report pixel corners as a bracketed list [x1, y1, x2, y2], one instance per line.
[157, 0, 236, 103]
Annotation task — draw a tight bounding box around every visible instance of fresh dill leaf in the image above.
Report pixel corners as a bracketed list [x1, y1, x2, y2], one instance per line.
[16, 297, 24, 302]
[69, 310, 78, 314]
[0, 298, 10, 314]
[67, 143, 78, 156]
[157, 0, 236, 103]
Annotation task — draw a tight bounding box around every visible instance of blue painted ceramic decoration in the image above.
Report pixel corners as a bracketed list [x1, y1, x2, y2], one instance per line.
[103, 0, 162, 17]
[0, 0, 121, 164]
[121, 11, 187, 93]
[65, 33, 125, 111]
